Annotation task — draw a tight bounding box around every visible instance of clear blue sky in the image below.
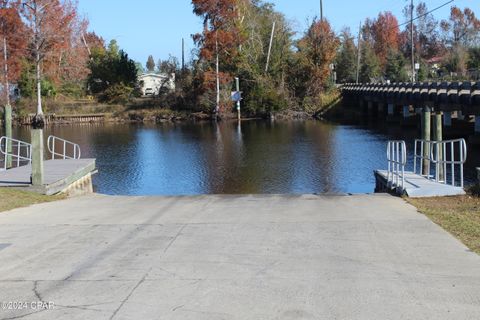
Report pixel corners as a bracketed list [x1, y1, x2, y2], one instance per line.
[77, 0, 472, 66]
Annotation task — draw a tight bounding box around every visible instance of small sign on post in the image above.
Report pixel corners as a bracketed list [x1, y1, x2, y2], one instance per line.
[231, 91, 242, 102]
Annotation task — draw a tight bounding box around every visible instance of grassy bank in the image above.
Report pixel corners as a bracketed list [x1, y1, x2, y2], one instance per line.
[407, 195, 480, 255]
[0, 188, 65, 213]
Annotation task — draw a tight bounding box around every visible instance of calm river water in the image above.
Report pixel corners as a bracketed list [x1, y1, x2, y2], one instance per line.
[4, 120, 480, 195]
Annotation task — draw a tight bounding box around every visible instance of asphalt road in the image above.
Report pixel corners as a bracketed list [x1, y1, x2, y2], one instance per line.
[0, 194, 479, 319]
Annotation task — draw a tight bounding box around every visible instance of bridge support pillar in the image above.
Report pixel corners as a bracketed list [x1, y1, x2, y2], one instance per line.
[387, 104, 394, 116]
[433, 111, 444, 181]
[367, 101, 373, 116]
[475, 116, 480, 133]
[3, 104, 12, 168]
[31, 129, 44, 187]
[377, 103, 385, 117]
[421, 106, 431, 175]
[443, 112, 452, 127]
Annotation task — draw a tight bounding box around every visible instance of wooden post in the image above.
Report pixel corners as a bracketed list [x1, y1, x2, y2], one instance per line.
[4, 104, 12, 168]
[433, 111, 444, 181]
[421, 106, 431, 175]
[31, 129, 44, 186]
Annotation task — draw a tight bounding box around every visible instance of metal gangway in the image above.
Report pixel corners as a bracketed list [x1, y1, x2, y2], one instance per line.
[414, 139, 467, 188]
[0, 135, 81, 171]
[0, 136, 32, 171]
[47, 135, 81, 160]
[376, 138, 467, 197]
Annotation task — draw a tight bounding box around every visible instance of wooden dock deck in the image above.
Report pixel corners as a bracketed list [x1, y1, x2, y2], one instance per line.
[0, 159, 96, 195]
[375, 170, 466, 197]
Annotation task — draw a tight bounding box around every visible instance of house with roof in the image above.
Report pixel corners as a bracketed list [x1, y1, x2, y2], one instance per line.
[138, 73, 175, 96]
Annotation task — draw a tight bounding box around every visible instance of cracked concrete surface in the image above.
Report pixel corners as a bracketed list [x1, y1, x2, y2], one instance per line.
[0, 194, 479, 319]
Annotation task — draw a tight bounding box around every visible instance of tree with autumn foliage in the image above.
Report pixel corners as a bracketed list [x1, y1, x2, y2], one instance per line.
[236, 0, 294, 114]
[20, 0, 77, 126]
[295, 19, 339, 107]
[363, 12, 400, 68]
[192, 0, 246, 115]
[0, 0, 26, 106]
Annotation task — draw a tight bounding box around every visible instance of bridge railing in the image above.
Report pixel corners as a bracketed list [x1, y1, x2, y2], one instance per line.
[0, 136, 32, 170]
[47, 135, 81, 160]
[387, 140, 407, 191]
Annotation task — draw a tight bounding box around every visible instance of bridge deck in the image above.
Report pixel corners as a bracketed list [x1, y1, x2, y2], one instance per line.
[375, 170, 465, 197]
[0, 159, 96, 195]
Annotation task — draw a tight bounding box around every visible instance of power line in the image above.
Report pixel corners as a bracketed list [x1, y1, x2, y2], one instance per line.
[398, 0, 454, 29]
[351, 0, 455, 41]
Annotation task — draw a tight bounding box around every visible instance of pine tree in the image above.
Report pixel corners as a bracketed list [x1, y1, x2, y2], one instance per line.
[146, 55, 155, 72]
[336, 28, 357, 83]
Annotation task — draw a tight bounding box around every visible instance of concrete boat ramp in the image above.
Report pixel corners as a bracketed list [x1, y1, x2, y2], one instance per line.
[0, 194, 479, 319]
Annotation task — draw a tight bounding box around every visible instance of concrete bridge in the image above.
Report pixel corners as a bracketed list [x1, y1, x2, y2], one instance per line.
[341, 81, 480, 140]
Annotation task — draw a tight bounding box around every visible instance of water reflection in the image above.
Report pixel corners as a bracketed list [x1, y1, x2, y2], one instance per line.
[2, 120, 478, 195]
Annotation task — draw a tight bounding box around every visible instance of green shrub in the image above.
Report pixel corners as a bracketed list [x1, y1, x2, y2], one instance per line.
[99, 83, 134, 104]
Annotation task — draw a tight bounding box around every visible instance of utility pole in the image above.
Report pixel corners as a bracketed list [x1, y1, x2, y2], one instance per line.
[215, 35, 220, 119]
[410, 0, 415, 83]
[182, 38, 185, 71]
[81, 33, 91, 56]
[320, 0, 323, 21]
[356, 22, 362, 84]
[265, 21, 276, 73]
[3, 36, 12, 168]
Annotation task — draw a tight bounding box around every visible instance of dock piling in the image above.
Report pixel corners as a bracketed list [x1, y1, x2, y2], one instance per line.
[421, 106, 431, 174]
[433, 111, 444, 181]
[31, 129, 44, 186]
[4, 104, 12, 168]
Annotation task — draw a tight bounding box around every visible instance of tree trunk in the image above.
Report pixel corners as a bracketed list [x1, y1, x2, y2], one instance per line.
[3, 37, 10, 106]
[215, 36, 220, 120]
[33, 49, 44, 128]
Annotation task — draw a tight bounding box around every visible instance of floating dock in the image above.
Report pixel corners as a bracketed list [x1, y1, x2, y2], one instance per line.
[0, 159, 96, 195]
[374, 169, 466, 197]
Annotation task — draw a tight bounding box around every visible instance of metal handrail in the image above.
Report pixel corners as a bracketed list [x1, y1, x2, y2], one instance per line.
[47, 135, 81, 160]
[387, 140, 407, 191]
[430, 138, 467, 187]
[413, 139, 434, 177]
[0, 136, 32, 170]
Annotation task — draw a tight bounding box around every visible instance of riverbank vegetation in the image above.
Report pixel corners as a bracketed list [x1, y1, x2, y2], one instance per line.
[408, 194, 480, 255]
[1, 0, 479, 121]
[0, 188, 65, 213]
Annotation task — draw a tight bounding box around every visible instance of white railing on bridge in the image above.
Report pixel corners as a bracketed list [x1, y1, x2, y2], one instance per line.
[0, 136, 32, 171]
[387, 140, 407, 191]
[47, 135, 81, 160]
[414, 139, 467, 188]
